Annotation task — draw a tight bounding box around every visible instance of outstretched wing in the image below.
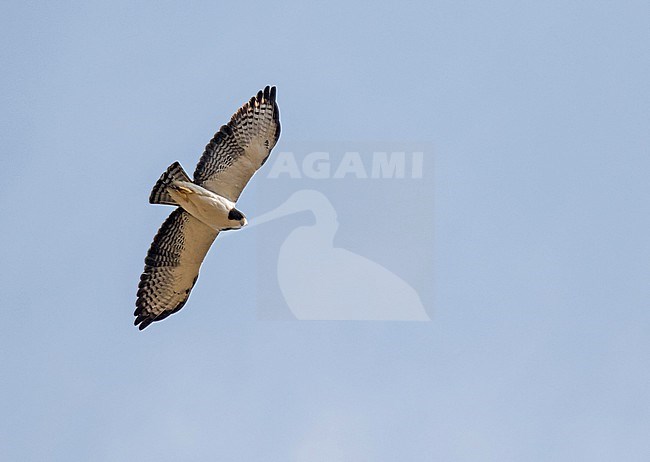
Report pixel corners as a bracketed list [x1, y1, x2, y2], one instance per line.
[135, 208, 219, 330]
[193, 85, 281, 202]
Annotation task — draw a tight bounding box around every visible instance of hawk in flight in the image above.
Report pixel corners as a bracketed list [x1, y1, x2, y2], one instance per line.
[135, 86, 281, 330]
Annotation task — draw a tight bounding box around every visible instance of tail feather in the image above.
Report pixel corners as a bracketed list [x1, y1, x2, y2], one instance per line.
[149, 162, 191, 205]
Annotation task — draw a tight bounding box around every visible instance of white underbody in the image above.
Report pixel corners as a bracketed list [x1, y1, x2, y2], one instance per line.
[168, 181, 246, 231]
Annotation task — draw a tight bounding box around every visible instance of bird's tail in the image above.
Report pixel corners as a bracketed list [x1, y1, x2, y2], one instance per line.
[149, 161, 191, 205]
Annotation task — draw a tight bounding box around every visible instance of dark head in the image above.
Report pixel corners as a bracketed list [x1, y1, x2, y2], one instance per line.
[227, 208, 248, 228]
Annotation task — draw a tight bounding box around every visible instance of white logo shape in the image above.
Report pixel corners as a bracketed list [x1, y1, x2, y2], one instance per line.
[251, 189, 430, 320]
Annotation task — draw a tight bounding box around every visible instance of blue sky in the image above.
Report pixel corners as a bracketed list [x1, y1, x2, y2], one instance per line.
[1, 1, 649, 460]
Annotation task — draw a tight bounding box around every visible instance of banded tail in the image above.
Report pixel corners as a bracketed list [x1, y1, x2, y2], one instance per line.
[149, 162, 192, 205]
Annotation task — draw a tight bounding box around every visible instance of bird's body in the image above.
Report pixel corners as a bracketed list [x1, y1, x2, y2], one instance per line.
[135, 86, 280, 330]
[167, 181, 245, 231]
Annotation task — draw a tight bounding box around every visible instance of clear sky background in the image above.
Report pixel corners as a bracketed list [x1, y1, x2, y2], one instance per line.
[1, 1, 649, 461]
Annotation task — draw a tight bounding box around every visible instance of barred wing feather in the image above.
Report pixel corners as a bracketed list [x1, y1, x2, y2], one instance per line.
[193, 85, 280, 202]
[135, 209, 219, 330]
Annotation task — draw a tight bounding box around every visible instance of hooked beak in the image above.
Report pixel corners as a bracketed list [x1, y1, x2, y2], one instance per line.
[240, 217, 248, 227]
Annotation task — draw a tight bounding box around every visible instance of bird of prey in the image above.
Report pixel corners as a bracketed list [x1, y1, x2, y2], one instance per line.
[135, 86, 280, 330]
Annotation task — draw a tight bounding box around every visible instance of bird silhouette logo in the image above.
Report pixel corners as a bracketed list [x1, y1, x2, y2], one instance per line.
[250, 189, 430, 321]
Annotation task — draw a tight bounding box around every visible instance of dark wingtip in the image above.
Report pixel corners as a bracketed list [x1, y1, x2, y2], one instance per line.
[270, 86, 276, 102]
[135, 316, 153, 330]
[221, 124, 233, 136]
